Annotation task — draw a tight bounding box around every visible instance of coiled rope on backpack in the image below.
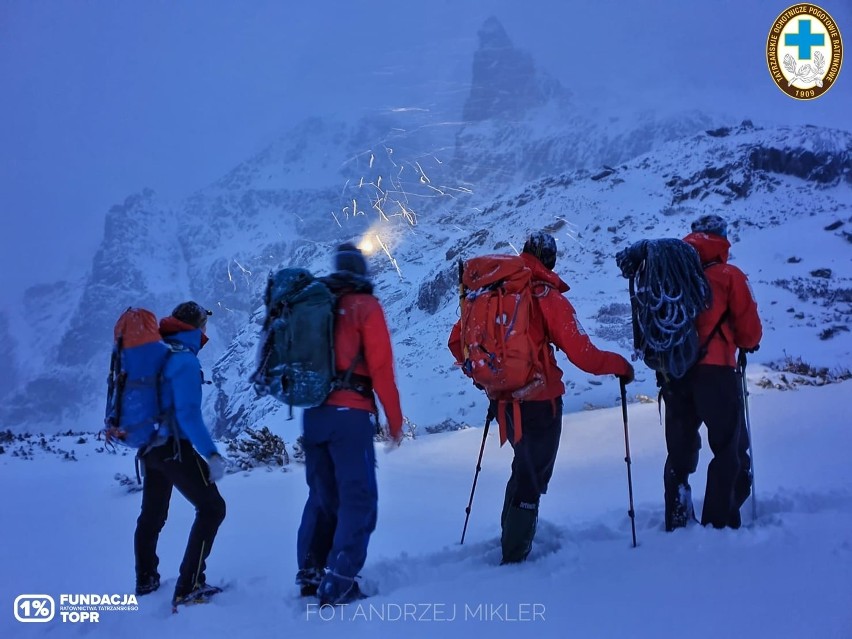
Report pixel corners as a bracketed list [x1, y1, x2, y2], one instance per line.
[616, 239, 712, 379]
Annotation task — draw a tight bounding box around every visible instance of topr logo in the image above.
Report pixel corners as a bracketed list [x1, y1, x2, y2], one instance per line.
[767, 3, 843, 99]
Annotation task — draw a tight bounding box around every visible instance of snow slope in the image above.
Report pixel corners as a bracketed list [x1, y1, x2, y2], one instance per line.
[2, 376, 851, 638]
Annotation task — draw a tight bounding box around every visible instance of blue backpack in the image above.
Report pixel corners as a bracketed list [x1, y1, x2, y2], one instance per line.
[104, 308, 173, 448]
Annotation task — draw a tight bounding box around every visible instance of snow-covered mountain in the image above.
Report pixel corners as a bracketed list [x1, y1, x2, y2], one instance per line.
[2, 18, 850, 436]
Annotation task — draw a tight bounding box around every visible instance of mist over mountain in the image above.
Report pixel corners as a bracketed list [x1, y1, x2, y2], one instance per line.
[2, 16, 850, 436]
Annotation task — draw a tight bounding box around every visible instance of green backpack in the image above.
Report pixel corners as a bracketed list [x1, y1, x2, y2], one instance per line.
[252, 268, 336, 407]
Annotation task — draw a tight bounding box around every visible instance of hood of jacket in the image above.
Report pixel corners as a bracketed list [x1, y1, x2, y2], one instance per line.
[521, 252, 570, 293]
[159, 317, 207, 353]
[683, 232, 731, 265]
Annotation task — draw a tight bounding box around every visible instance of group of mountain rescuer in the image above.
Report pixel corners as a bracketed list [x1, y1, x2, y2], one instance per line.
[103, 214, 761, 607]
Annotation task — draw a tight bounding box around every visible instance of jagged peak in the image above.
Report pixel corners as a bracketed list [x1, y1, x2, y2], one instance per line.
[107, 188, 157, 214]
[477, 16, 513, 50]
[462, 17, 563, 123]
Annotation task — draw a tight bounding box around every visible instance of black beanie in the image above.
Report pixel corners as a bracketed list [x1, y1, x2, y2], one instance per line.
[522, 232, 557, 270]
[335, 243, 368, 276]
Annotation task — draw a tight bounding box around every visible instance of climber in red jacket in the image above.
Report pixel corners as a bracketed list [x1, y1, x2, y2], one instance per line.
[296, 243, 403, 606]
[662, 214, 762, 531]
[449, 231, 634, 564]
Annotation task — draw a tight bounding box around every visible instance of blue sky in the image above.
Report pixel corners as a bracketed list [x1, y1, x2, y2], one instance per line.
[1, 0, 850, 305]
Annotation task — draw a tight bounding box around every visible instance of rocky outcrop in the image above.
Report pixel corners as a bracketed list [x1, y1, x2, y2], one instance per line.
[462, 17, 561, 123]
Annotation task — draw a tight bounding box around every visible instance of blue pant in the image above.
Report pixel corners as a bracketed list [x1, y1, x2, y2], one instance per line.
[297, 405, 378, 580]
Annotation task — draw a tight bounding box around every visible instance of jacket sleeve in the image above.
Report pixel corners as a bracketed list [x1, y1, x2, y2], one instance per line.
[167, 353, 218, 458]
[362, 301, 404, 438]
[727, 267, 762, 350]
[448, 319, 462, 363]
[538, 289, 632, 377]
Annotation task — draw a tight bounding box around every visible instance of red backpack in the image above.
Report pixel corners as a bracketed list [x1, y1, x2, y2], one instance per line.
[458, 255, 546, 442]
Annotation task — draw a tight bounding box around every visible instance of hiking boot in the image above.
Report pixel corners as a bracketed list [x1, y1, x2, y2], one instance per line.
[135, 572, 160, 596]
[734, 468, 753, 511]
[665, 483, 695, 532]
[501, 503, 538, 564]
[318, 573, 367, 606]
[500, 477, 517, 528]
[296, 567, 324, 597]
[172, 582, 223, 607]
[728, 509, 742, 530]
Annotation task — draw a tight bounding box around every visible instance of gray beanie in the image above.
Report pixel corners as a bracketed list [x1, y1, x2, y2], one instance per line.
[691, 214, 728, 238]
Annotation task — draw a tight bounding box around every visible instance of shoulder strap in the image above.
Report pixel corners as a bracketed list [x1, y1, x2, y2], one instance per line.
[699, 310, 729, 354]
[106, 337, 125, 427]
[330, 295, 374, 399]
[697, 260, 729, 355]
[156, 344, 181, 421]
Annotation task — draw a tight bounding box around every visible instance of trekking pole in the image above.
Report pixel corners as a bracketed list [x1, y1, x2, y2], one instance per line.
[620, 379, 638, 548]
[461, 408, 494, 544]
[738, 350, 757, 523]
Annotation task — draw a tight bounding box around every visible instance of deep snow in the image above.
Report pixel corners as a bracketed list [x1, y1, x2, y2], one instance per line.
[2, 374, 851, 638]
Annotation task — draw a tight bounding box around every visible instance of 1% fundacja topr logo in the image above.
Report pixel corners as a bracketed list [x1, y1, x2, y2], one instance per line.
[14, 595, 55, 623]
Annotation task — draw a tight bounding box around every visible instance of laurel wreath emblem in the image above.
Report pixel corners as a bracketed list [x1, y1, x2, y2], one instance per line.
[783, 51, 826, 87]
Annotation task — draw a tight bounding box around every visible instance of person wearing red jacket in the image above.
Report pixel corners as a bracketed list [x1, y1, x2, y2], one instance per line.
[449, 232, 634, 564]
[662, 214, 762, 531]
[296, 243, 404, 605]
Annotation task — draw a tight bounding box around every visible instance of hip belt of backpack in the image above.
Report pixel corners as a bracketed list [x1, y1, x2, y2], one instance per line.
[331, 351, 373, 399]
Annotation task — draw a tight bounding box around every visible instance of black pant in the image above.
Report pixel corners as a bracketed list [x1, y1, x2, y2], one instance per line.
[502, 398, 564, 507]
[134, 439, 226, 594]
[661, 365, 751, 528]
